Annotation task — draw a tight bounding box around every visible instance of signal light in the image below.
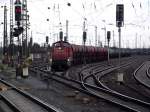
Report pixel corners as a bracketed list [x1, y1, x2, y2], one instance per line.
[15, 5, 22, 21]
[67, 3, 71, 6]
[83, 31, 87, 43]
[116, 4, 124, 21]
[46, 36, 49, 44]
[13, 27, 24, 37]
[59, 31, 63, 41]
[107, 31, 111, 42]
[116, 4, 124, 27]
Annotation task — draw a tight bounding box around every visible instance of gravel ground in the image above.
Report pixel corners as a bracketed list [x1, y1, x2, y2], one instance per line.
[0, 56, 147, 112]
[101, 55, 150, 103]
[0, 69, 128, 112]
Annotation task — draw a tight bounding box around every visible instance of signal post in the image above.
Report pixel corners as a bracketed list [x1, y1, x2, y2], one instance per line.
[116, 4, 124, 84]
[14, 0, 23, 78]
[107, 31, 111, 64]
[116, 4, 124, 67]
[83, 18, 87, 65]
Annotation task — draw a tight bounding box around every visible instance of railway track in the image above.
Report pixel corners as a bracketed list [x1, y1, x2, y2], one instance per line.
[30, 57, 150, 112]
[81, 57, 136, 86]
[78, 59, 150, 112]
[0, 78, 62, 112]
[67, 57, 135, 81]
[134, 61, 150, 89]
[82, 56, 150, 102]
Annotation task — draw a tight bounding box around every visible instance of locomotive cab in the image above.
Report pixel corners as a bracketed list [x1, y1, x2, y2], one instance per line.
[51, 41, 73, 70]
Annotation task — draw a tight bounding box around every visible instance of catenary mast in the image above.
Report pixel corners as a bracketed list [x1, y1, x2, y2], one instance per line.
[22, 0, 28, 58]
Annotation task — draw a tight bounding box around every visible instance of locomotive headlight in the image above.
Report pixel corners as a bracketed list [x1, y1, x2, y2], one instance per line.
[67, 57, 72, 66]
[67, 57, 72, 62]
[49, 58, 52, 65]
[67, 58, 70, 62]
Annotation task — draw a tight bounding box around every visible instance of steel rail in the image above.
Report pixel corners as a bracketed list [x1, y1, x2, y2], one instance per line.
[30, 64, 149, 112]
[134, 61, 150, 89]
[0, 78, 63, 112]
[94, 58, 150, 99]
[79, 59, 150, 112]
[0, 94, 23, 112]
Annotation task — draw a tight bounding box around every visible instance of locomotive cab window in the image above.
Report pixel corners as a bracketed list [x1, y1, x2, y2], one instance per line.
[63, 43, 70, 47]
[54, 43, 61, 47]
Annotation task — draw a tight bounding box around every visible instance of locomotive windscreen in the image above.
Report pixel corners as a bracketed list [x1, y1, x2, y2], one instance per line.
[53, 41, 70, 47]
[54, 43, 61, 47]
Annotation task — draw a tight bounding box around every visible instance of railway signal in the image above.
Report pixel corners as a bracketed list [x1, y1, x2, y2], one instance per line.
[83, 31, 87, 65]
[46, 36, 49, 44]
[82, 18, 87, 65]
[14, 0, 23, 78]
[116, 4, 124, 67]
[15, 0, 22, 22]
[59, 31, 63, 41]
[107, 31, 111, 43]
[13, 27, 24, 37]
[116, 4, 124, 27]
[83, 31, 87, 43]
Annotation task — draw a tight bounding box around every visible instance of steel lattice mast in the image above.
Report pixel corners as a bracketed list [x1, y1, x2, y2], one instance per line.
[3, 5, 8, 56]
[10, 0, 14, 59]
[22, 0, 28, 58]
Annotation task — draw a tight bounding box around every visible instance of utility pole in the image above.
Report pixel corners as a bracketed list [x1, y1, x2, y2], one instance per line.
[28, 31, 32, 58]
[135, 33, 137, 49]
[65, 20, 68, 42]
[101, 27, 106, 47]
[113, 30, 115, 47]
[149, 36, 150, 48]
[104, 27, 106, 47]
[140, 35, 141, 48]
[59, 22, 63, 41]
[3, 5, 8, 63]
[98, 34, 101, 47]
[95, 26, 97, 46]
[10, 0, 14, 66]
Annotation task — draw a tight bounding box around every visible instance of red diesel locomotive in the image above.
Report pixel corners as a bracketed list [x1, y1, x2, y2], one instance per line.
[50, 41, 108, 70]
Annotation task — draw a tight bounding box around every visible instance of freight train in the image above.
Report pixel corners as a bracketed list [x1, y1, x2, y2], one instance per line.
[50, 41, 131, 70]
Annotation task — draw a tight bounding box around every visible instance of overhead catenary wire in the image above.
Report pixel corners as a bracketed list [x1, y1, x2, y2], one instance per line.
[0, 0, 150, 48]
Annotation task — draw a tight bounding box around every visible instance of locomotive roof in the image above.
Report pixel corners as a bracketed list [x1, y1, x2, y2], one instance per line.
[53, 41, 106, 48]
[53, 41, 70, 45]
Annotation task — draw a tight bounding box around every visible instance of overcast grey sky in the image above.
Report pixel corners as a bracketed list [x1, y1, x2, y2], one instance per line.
[0, 0, 150, 48]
